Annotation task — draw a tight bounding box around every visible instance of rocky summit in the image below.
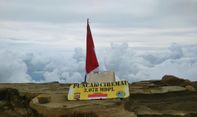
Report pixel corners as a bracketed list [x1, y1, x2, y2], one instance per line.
[0, 76, 197, 117]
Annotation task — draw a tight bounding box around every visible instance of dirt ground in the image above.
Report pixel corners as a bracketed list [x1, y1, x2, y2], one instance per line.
[0, 81, 197, 117]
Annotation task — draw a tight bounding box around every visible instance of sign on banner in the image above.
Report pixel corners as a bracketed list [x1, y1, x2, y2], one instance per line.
[68, 80, 130, 100]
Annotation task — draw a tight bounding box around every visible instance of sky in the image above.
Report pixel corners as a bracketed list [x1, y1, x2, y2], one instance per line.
[0, 0, 197, 83]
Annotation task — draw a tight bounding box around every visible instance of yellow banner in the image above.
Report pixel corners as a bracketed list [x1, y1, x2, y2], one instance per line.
[68, 81, 130, 100]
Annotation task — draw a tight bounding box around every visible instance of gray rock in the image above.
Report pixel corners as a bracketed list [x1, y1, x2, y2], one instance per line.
[37, 95, 51, 104]
[162, 86, 186, 92]
[185, 85, 196, 92]
[161, 75, 192, 86]
[0, 101, 7, 108]
[133, 105, 161, 115]
[150, 87, 167, 94]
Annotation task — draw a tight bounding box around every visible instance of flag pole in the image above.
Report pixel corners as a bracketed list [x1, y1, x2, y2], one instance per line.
[84, 18, 89, 83]
[87, 18, 89, 24]
[84, 74, 87, 83]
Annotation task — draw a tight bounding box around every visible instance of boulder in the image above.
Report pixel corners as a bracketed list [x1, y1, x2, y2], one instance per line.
[161, 75, 192, 86]
[161, 86, 186, 92]
[185, 85, 196, 92]
[0, 101, 7, 109]
[150, 87, 167, 94]
[0, 88, 38, 116]
[130, 84, 148, 89]
[133, 105, 161, 115]
[130, 85, 186, 94]
[14, 107, 29, 116]
[130, 89, 151, 94]
[37, 94, 51, 104]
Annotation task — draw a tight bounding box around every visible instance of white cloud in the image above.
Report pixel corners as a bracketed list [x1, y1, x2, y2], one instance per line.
[0, 42, 197, 83]
[0, 50, 31, 83]
[102, 43, 197, 82]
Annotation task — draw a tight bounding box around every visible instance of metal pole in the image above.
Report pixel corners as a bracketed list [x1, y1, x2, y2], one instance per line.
[84, 74, 87, 83]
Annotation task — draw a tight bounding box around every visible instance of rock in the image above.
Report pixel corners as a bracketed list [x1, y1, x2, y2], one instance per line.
[125, 89, 197, 117]
[182, 80, 192, 87]
[0, 101, 7, 109]
[130, 83, 149, 89]
[150, 87, 167, 94]
[14, 107, 28, 116]
[3, 106, 9, 110]
[133, 105, 161, 115]
[161, 75, 192, 86]
[37, 94, 51, 104]
[0, 88, 38, 117]
[162, 86, 186, 92]
[185, 85, 196, 92]
[130, 86, 186, 94]
[130, 89, 151, 94]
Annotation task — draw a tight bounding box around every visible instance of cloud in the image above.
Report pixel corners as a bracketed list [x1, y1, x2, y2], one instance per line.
[18, 47, 86, 83]
[144, 58, 197, 81]
[0, 50, 31, 83]
[102, 43, 197, 82]
[142, 43, 184, 65]
[0, 42, 197, 83]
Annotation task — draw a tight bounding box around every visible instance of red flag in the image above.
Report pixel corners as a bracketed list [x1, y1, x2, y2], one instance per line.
[85, 19, 99, 74]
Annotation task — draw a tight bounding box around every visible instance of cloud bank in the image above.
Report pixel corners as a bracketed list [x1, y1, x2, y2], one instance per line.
[0, 43, 196, 83]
